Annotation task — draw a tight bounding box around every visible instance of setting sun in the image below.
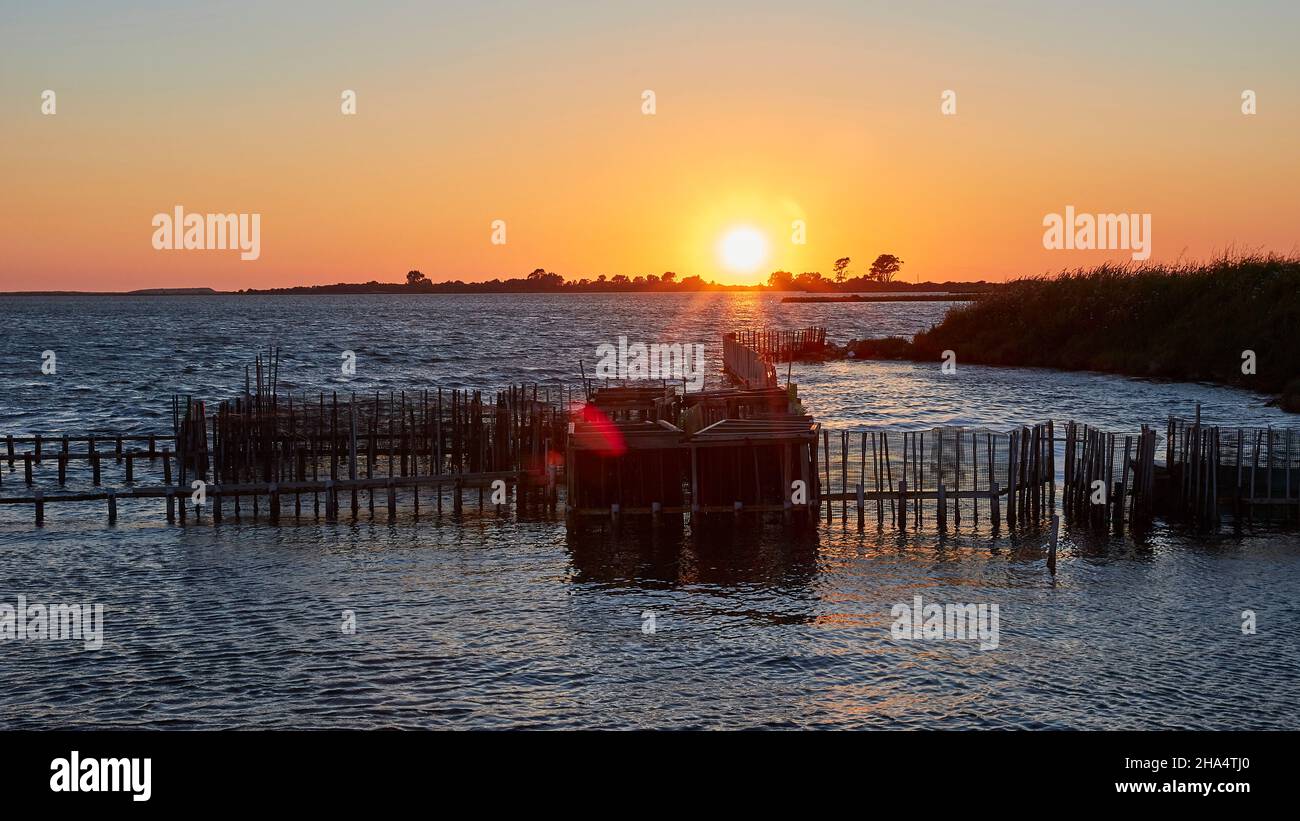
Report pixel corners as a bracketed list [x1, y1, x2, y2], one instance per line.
[718, 227, 770, 276]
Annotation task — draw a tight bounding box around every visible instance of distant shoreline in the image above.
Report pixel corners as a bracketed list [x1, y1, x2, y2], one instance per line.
[1, 284, 995, 297]
[782, 293, 984, 303]
[0, 288, 225, 296]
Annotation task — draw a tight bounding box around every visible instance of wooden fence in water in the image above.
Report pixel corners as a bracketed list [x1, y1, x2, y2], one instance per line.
[1060, 422, 1159, 534]
[0, 354, 570, 525]
[1167, 415, 1300, 525]
[728, 328, 827, 361]
[722, 327, 827, 389]
[4, 415, 1292, 533]
[809, 423, 1055, 532]
[3, 343, 1296, 534]
[722, 333, 777, 389]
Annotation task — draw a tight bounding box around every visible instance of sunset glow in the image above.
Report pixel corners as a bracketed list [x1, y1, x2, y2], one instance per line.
[1, 1, 1297, 292]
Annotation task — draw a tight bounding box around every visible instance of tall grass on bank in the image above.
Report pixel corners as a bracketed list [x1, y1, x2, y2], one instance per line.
[908, 254, 1300, 411]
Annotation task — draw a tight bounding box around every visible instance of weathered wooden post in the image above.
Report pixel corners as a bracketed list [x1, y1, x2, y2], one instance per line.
[1113, 480, 1125, 535]
[897, 480, 907, 531]
[937, 484, 947, 531]
[856, 482, 864, 532]
[269, 483, 280, 523]
[990, 482, 1001, 532]
[690, 445, 700, 517]
[1048, 513, 1059, 574]
[841, 430, 848, 522]
[824, 428, 832, 525]
[1006, 429, 1018, 526]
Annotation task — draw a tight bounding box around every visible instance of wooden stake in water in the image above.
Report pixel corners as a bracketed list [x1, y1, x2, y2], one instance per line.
[1048, 513, 1059, 574]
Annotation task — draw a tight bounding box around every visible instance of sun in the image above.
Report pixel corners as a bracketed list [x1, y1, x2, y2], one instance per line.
[718, 226, 769, 275]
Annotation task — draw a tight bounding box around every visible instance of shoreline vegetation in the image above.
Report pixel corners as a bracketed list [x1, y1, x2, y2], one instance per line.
[843, 255, 1300, 412]
[1, 284, 996, 299]
[230, 253, 982, 295]
[235, 280, 995, 295]
[2, 256, 984, 296]
[0, 277, 993, 297]
[235, 265, 995, 295]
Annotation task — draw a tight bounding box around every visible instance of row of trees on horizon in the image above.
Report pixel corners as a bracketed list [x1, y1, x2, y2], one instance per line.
[244, 255, 999, 294]
[406, 254, 918, 292]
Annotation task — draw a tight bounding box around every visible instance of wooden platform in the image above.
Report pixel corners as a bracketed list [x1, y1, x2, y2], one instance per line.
[567, 375, 819, 517]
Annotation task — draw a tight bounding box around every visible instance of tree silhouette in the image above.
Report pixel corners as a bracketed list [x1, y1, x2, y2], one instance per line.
[525, 268, 564, 289]
[869, 254, 903, 283]
[406, 270, 428, 286]
[767, 270, 794, 290]
[833, 257, 851, 284]
[795, 271, 831, 291]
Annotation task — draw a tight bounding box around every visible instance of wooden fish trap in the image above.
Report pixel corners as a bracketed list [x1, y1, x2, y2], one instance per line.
[582, 384, 680, 423]
[0, 433, 178, 491]
[0, 356, 570, 525]
[686, 417, 819, 515]
[722, 333, 778, 389]
[564, 417, 690, 514]
[679, 386, 796, 433]
[1167, 415, 1300, 526]
[727, 327, 827, 361]
[722, 326, 826, 389]
[1061, 422, 1158, 534]
[566, 380, 819, 519]
[811, 424, 1053, 533]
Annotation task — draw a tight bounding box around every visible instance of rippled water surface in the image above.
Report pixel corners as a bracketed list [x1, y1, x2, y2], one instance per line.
[1, 294, 1297, 729]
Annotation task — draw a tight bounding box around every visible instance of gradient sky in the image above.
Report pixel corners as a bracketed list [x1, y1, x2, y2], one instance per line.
[2, 0, 1297, 290]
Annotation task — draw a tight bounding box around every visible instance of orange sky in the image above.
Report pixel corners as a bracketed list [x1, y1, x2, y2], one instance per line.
[2, 1, 1297, 290]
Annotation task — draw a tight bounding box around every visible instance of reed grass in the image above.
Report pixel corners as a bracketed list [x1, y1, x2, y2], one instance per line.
[907, 254, 1300, 411]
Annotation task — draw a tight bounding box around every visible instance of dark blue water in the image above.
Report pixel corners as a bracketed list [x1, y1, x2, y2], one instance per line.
[1, 294, 1296, 728]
